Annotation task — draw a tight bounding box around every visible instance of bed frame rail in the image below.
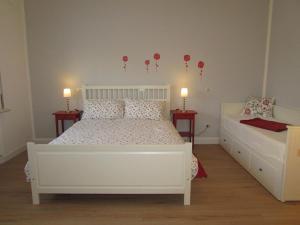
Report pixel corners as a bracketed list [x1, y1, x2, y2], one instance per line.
[27, 142, 192, 205]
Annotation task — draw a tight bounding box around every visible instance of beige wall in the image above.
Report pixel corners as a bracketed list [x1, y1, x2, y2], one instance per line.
[0, 0, 33, 159]
[25, 0, 269, 139]
[267, 0, 300, 109]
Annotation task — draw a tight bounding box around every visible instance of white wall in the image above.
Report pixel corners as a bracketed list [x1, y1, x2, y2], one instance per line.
[25, 0, 269, 140]
[0, 0, 33, 160]
[266, 0, 300, 109]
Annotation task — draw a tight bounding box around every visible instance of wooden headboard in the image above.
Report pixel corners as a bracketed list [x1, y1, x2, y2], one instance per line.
[82, 85, 171, 118]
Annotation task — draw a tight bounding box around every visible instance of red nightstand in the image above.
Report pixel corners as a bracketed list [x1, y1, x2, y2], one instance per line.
[53, 110, 82, 137]
[170, 109, 197, 146]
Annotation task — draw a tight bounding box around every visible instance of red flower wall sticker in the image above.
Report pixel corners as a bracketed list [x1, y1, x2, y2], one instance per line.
[184, 55, 191, 71]
[122, 56, 128, 71]
[198, 61, 205, 78]
[145, 60, 150, 72]
[153, 53, 160, 72]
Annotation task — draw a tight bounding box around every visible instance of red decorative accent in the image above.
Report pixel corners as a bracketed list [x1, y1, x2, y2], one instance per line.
[197, 60, 205, 78]
[240, 118, 288, 132]
[184, 54, 191, 71]
[196, 160, 208, 178]
[153, 53, 160, 71]
[122, 56, 128, 71]
[145, 59, 150, 72]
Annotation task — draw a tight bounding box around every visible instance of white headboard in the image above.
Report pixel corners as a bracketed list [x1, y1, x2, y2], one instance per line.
[82, 85, 171, 118]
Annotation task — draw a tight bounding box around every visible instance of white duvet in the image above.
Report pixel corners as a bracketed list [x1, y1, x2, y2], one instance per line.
[25, 119, 199, 180]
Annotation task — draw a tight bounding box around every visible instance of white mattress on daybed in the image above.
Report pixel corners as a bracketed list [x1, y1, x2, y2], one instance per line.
[222, 115, 287, 163]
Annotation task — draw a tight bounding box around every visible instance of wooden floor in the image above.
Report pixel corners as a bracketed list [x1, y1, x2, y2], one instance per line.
[1, 145, 300, 225]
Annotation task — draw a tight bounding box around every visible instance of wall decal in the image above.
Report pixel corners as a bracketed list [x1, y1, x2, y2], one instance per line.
[145, 60, 150, 72]
[122, 56, 128, 71]
[153, 53, 160, 71]
[184, 54, 191, 71]
[198, 61, 205, 78]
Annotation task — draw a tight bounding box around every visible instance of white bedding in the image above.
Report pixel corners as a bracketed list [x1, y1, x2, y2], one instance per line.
[50, 119, 184, 145]
[222, 114, 287, 163]
[25, 119, 199, 180]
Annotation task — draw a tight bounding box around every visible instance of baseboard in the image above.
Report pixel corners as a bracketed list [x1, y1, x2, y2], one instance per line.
[194, 136, 220, 144]
[32, 138, 53, 144]
[0, 145, 27, 164]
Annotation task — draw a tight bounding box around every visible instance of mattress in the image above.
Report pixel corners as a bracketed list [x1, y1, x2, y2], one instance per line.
[25, 119, 199, 180]
[50, 119, 184, 145]
[222, 115, 287, 163]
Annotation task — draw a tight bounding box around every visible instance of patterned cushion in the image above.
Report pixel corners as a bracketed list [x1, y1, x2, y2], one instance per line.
[242, 96, 261, 116]
[124, 99, 163, 120]
[260, 97, 275, 118]
[241, 96, 275, 118]
[82, 99, 124, 119]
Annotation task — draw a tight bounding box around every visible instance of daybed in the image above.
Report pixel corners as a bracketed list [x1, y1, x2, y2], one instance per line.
[221, 103, 300, 201]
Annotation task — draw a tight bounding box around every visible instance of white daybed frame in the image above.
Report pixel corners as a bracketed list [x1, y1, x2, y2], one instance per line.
[221, 103, 300, 201]
[27, 85, 192, 205]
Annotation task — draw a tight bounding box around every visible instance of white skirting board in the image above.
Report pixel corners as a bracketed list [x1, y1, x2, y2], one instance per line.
[34, 137, 220, 145]
[0, 145, 26, 164]
[194, 137, 219, 144]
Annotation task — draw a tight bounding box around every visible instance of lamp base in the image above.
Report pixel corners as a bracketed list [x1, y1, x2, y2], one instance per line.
[182, 97, 186, 111]
[66, 98, 70, 113]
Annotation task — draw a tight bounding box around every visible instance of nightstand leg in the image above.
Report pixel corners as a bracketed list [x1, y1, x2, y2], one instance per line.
[61, 120, 65, 132]
[192, 118, 195, 146]
[55, 118, 59, 137]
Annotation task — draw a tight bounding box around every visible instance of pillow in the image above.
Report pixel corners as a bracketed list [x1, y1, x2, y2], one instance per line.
[82, 99, 124, 119]
[124, 99, 163, 120]
[241, 96, 275, 118]
[260, 97, 275, 118]
[241, 96, 261, 116]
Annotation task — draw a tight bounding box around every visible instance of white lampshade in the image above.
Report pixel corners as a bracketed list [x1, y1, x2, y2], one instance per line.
[181, 88, 188, 98]
[63, 88, 71, 98]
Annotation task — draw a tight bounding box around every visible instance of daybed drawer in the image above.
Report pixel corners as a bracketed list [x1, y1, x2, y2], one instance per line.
[231, 140, 250, 170]
[250, 153, 279, 196]
[220, 129, 231, 153]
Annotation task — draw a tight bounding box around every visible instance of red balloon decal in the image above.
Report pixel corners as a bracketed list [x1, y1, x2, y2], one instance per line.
[197, 61, 205, 78]
[153, 53, 160, 71]
[145, 59, 150, 72]
[122, 56, 128, 71]
[184, 54, 191, 71]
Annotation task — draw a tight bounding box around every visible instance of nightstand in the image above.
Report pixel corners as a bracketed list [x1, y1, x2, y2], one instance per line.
[170, 109, 197, 146]
[53, 110, 82, 137]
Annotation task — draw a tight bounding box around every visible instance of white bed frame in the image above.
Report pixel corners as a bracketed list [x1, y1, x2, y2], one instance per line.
[221, 103, 300, 201]
[27, 85, 193, 205]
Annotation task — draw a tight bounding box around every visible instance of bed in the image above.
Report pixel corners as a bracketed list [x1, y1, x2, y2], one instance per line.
[27, 85, 194, 205]
[221, 103, 300, 201]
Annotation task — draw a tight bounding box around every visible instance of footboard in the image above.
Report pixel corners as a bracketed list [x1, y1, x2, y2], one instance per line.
[27, 142, 192, 205]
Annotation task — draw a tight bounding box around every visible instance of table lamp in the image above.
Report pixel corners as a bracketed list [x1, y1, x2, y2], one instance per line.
[63, 88, 71, 113]
[181, 88, 188, 111]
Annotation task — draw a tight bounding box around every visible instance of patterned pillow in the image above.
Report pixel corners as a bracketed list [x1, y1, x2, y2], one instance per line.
[82, 99, 124, 119]
[241, 96, 275, 118]
[124, 99, 163, 120]
[242, 96, 261, 116]
[260, 97, 275, 118]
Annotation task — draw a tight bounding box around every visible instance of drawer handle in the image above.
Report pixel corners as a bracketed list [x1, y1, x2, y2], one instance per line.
[224, 139, 226, 142]
[238, 151, 241, 154]
[259, 168, 263, 172]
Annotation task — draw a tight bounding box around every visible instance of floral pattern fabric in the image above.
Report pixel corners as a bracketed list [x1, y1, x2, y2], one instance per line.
[242, 96, 275, 118]
[124, 99, 163, 120]
[82, 99, 124, 119]
[25, 119, 199, 180]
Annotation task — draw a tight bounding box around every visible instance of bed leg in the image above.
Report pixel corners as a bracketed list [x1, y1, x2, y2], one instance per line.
[32, 191, 40, 205]
[184, 191, 191, 205]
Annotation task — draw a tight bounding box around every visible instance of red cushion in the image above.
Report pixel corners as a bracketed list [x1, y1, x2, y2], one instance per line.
[240, 118, 288, 132]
